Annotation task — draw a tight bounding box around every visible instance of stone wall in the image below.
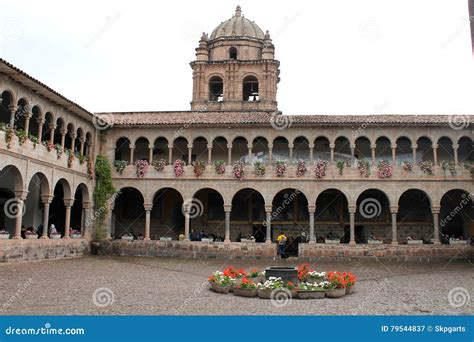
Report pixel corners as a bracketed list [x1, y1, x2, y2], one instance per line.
[0, 239, 89, 263]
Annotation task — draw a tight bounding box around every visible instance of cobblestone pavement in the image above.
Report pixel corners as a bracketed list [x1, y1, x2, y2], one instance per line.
[0, 256, 472, 315]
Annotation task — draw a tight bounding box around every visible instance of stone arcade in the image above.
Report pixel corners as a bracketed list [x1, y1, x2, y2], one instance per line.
[0, 6, 472, 261]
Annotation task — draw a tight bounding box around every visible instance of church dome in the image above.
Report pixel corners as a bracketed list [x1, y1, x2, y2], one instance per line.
[209, 6, 265, 40]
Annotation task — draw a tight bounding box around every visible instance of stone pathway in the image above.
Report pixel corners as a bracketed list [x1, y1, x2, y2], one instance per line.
[0, 256, 472, 315]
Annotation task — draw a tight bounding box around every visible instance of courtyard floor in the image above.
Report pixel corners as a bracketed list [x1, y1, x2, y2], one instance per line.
[0, 256, 472, 315]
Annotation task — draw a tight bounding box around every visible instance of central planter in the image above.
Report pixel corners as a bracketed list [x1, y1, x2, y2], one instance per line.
[265, 267, 298, 285]
[297, 290, 326, 299]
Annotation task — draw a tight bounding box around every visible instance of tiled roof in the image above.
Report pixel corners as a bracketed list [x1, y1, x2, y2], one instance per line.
[97, 111, 473, 128]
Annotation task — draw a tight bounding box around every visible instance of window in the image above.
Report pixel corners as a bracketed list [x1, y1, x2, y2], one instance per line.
[242, 76, 259, 101]
[208, 76, 223, 101]
[229, 47, 238, 60]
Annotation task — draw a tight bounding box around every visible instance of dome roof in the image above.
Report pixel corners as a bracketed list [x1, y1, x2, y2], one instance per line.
[209, 6, 265, 40]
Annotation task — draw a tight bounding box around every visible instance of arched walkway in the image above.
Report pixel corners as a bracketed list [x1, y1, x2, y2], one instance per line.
[189, 188, 224, 241]
[151, 187, 184, 240]
[112, 187, 145, 239]
[315, 189, 349, 243]
[397, 189, 433, 243]
[440, 189, 472, 241]
[230, 188, 265, 242]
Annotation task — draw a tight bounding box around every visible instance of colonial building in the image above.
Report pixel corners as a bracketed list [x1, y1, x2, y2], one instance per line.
[0, 6, 472, 260]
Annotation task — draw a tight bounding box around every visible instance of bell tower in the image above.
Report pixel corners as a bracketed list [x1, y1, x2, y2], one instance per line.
[190, 6, 280, 112]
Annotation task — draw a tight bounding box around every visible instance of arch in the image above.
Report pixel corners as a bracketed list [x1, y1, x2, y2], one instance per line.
[355, 136, 371, 161]
[230, 188, 266, 242]
[84, 132, 93, 156]
[112, 187, 145, 239]
[437, 136, 454, 162]
[49, 178, 72, 236]
[252, 136, 269, 164]
[53, 117, 66, 146]
[416, 136, 433, 162]
[70, 183, 89, 236]
[0, 165, 24, 192]
[355, 189, 391, 243]
[15, 98, 29, 131]
[64, 123, 75, 150]
[314, 136, 331, 161]
[397, 189, 433, 242]
[209, 76, 223, 102]
[395, 136, 412, 164]
[229, 46, 238, 60]
[29, 105, 42, 138]
[115, 137, 131, 163]
[0, 90, 14, 125]
[293, 136, 310, 162]
[133, 137, 150, 163]
[212, 136, 228, 164]
[189, 188, 225, 241]
[273, 136, 289, 162]
[458, 136, 473, 163]
[231, 136, 248, 163]
[151, 187, 185, 240]
[0, 188, 15, 236]
[27, 172, 50, 197]
[172, 136, 189, 162]
[439, 189, 472, 240]
[242, 75, 259, 101]
[192, 136, 208, 162]
[152, 136, 168, 162]
[315, 189, 349, 243]
[41, 112, 54, 142]
[375, 136, 391, 161]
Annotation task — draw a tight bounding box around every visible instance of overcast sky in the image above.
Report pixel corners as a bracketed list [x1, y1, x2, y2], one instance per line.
[0, 0, 473, 115]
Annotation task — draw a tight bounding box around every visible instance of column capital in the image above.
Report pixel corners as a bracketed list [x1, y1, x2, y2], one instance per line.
[432, 144, 438, 149]
[452, 144, 459, 149]
[168, 144, 173, 149]
[227, 144, 232, 149]
[308, 143, 314, 149]
[307, 205, 316, 213]
[350, 143, 356, 149]
[411, 144, 417, 149]
[288, 144, 294, 149]
[63, 198, 75, 207]
[264, 204, 273, 213]
[370, 144, 377, 149]
[79, 137, 86, 144]
[247, 144, 252, 149]
[329, 143, 335, 149]
[144, 203, 153, 211]
[69, 133, 76, 139]
[41, 194, 54, 204]
[129, 144, 135, 149]
[391, 144, 397, 149]
[348, 205, 357, 213]
[8, 104, 18, 112]
[148, 144, 153, 149]
[431, 205, 441, 214]
[187, 144, 193, 149]
[389, 205, 399, 214]
[82, 201, 92, 209]
[60, 128, 67, 135]
[14, 190, 28, 201]
[207, 144, 213, 149]
[223, 204, 232, 212]
[48, 123, 57, 130]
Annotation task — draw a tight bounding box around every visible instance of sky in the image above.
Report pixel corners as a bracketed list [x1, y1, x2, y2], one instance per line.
[0, 0, 473, 115]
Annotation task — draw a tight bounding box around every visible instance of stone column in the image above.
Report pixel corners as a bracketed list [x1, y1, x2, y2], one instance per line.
[40, 195, 53, 239]
[129, 144, 135, 164]
[207, 143, 212, 165]
[70, 133, 76, 153]
[107, 203, 114, 239]
[183, 203, 191, 241]
[391, 144, 397, 165]
[60, 128, 67, 151]
[411, 144, 417, 164]
[247, 144, 252, 163]
[63, 198, 74, 239]
[168, 144, 173, 164]
[37, 118, 45, 141]
[49, 124, 56, 144]
[432, 205, 441, 245]
[308, 205, 316, 244]
[390, 205, 398, 245]
[82, 201, 92, 238]
[224, 204, 231, 242]
[288, 144, 294, 162]
[308, 143, 314, 164]
[370, 144, 376, 165]
[8, 105, 17, 127]
[12, 191, 28, 239]
[265, 205, 272, 243]
[350, 143, 356, 160]
[79, 138, 85, 156]
[329, 143, 335, 164]
[348, 205, 356, 246]
[144, 204, 152, 241]
[148, 144, 153, 164]
[187, 145, 193, 165]
[432, 144, 438, 166]
[24, 112, 31, 135]
[268, 144, 273, 165]
[227, 144, 232, 166]
[452, 144, 459, 165]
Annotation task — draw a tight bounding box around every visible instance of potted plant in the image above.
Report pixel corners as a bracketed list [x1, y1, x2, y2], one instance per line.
[159, 236, 172, 241]
[406, 236, 423, 245]
[247, 269, 263, 283]
[24, 231, 38, 239]
[297, 264, 313, 282]
[418, 161, 433, 175]
[336, 160, 345, 175]
[325, 271, 347, 298]
[5, 125, 14, 149]
[121, 233, 134, 241]
[357, 160, 370, 177]
[193, 160, 206, 177]
[213, 160, 226, 175]
[153, 159, 167, 172]
[208, 271, 236, 294]
[296, 160, 307, 176]
[240, 236, 255, 243]
[173, 159, 185, 177]
[306, 271, 326, 284]
[402, 160, 413, 171]
[325, 236, 341, 244]
[135, 159, 149, 178]
[114, 160, 128, 175]
[297, 281, 328, 299]
[0, 229, 10, 239]
[67, 150, 74, 168]
[55, 144, 63, 159]
[50, 233, 62, 240]
[377, 160, 393, 179]
[440, 160, 456, 176]
[232, 160, 245, 181]
[70, 230, 81, 239]
[314, 160, 328, 180]
[257, 277, 285, 299]
[343, 272, 357, 294]
[16, 129, 28, 145]
[275, 160, 286, 177]
[233, 276, 258, 298]
[254, 161, 266, 176]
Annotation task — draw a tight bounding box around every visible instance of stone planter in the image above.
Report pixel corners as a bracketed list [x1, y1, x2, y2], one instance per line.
[346, 285, 355, 294]
[210, 283, 231, 294]
[407, 240, 423, 245]
[248, 276, 262, 284]
[298, 290, 326, 299]
[257, 288, 274, 299]
[50, 234, 62, 240]
[325, 288, 346, 298]
[449, 239, 468, 245]
[325, 239, 340, 244]
[71, 234, 81, 239]
[25, 234, 38, 239]
[240, 238, 255, 243]
[201, 238, 213, 242]
[121, 236, 134, 241]
[159, 237, 172, 241]
[0, 234, 10, 240]
[233, 287, 258, 298]
[265, 267, 298, 285]
[305, 276, 325, 284]
[368, 239, 383, 245]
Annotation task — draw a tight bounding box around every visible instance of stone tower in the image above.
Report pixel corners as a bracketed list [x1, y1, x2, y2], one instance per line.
[190, 5, 280, 111]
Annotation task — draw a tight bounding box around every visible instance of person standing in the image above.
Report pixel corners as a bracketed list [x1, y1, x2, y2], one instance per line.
[277, 231, 287, 258]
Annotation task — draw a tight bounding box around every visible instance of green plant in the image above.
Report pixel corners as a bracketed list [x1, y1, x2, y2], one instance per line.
[67, 149, 74, 168]
[193, 160, 206, 177]
[114, 160, 128, 175]
[336, 160, 345, 175]
[254, 160, 266, 176]
[16, 129, 28, 145]
[92, 155, 116, 241]
[29, 135, 39, 148]
[5, 126, 14, 149]
[357, 160, 370, 177]
[78, 154, 85, 165]
[213, 160, 226, 174]
[153, 159, 167, 172]
[440, 160, 456, 176]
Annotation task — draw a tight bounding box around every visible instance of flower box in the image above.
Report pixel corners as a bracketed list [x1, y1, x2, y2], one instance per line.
[257, 288, 274, 299]
[201, 238, 213, 242]
[325, 239, 340, 244]
[233, 287, 258, 298]
[297, 289, 326, 299]
[325, 288, 346, 298]
[25, 234, 38, 239]
[0, 234, 10, 240]
[50, 234, 62, 240]
[159, 237, 172, 241]
[70, 234, 82, 239]
[368, 239, 383, 245]
[449, 239, 468, 245]
[346, 285, 355, 294]
[240, 238, 255, 243]
[210, 283, 231, 294]
[121, 236, 134, 241]
[407, 240, 423, 245]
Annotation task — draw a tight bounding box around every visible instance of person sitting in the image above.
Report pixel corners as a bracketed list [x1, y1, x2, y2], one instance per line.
[48, 224, 58, 237]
